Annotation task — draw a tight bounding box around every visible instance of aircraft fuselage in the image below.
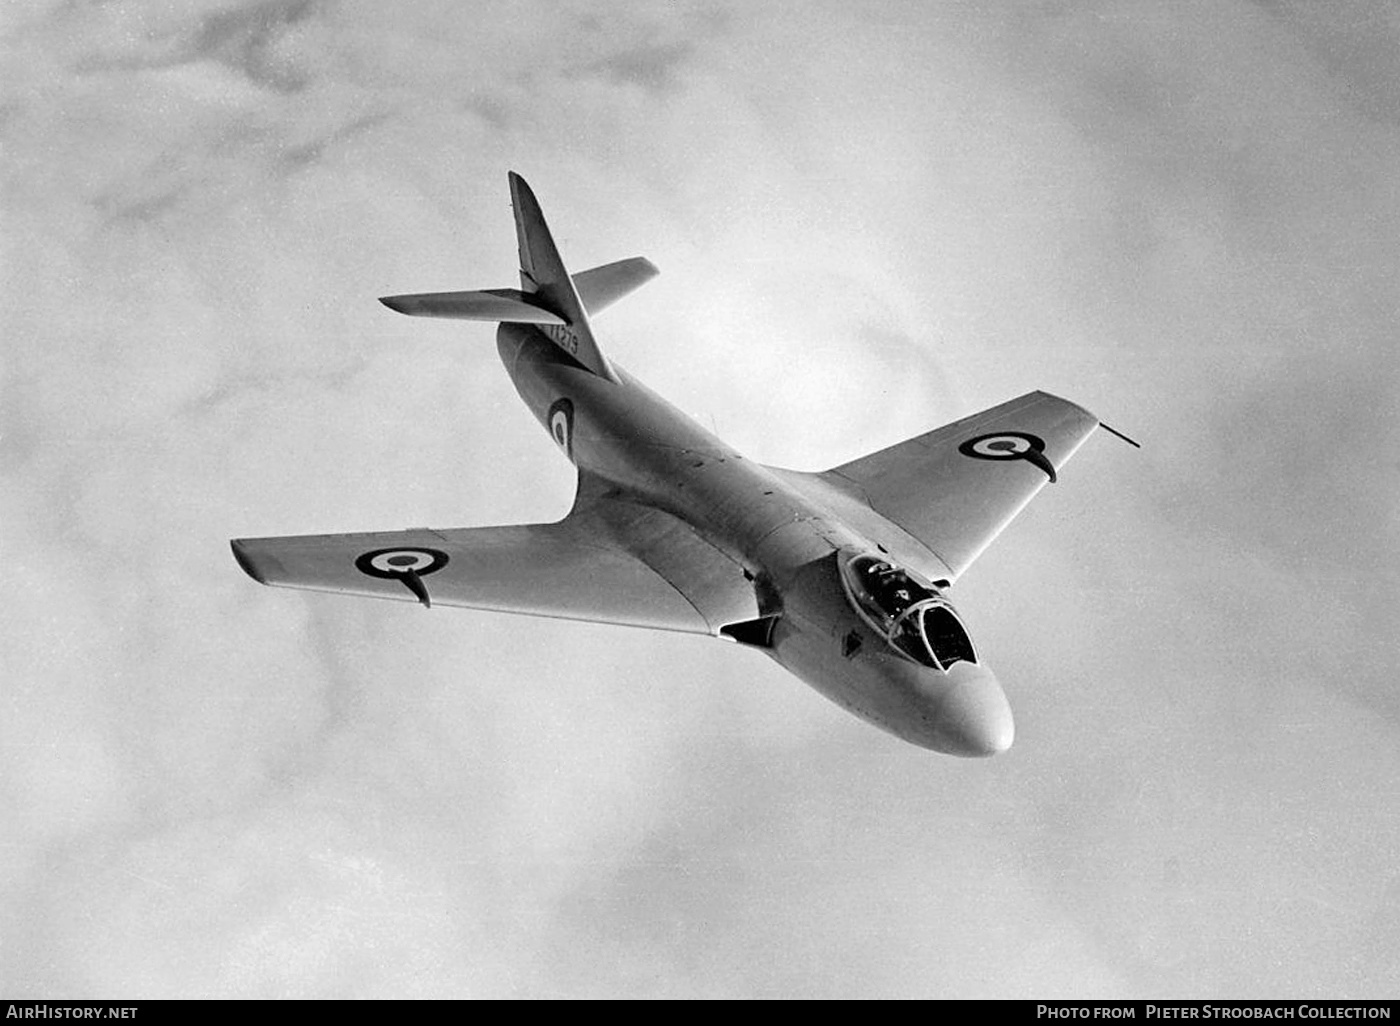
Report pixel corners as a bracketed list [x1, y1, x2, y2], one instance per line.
[498, 323, 1014, 756]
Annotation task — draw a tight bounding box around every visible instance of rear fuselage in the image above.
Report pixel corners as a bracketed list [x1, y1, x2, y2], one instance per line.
[497, 323, 1014, 755]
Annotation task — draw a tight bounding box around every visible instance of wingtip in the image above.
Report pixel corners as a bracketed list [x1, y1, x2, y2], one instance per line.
[379, 295, 409, 314]
[230, 539, 268, 585]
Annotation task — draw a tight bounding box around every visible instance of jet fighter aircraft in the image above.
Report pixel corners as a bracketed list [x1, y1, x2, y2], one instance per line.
[232, 173, 1115, 757]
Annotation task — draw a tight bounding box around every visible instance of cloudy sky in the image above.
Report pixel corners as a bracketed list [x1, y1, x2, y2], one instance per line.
[3, 0, 1399, 999]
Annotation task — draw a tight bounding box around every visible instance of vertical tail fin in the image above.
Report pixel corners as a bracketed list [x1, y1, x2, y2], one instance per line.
[379, 174, 651, 379]
[508, 172, 616, 381]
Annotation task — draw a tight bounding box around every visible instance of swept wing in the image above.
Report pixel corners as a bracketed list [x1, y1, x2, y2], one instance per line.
[784, 391, 1100, 582]
[232, 478, 757, 634]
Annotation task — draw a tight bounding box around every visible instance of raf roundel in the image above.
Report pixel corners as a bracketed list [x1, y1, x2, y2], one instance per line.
[355, 547, 450, 580]
[547, 397, 574, 460]
[959, 432, 1045, 461]
[958, 431, 1058, 483]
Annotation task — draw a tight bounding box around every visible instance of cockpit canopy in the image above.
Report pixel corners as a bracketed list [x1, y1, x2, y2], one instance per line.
[840, 554, 978, 672]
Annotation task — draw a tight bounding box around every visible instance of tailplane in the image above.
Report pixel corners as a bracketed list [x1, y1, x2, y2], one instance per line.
[380, 172, 657, 381]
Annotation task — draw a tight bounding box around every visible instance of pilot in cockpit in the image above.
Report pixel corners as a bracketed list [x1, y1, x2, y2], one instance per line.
[868, 563, 915, 619]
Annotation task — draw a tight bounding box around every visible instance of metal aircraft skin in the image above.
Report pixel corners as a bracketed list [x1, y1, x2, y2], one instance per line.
[232, 172, 1107, 757]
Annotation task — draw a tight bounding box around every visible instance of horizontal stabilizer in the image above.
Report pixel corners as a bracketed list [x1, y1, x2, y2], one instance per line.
[573, 257, 659, 316]
[379, 289, 566, 324]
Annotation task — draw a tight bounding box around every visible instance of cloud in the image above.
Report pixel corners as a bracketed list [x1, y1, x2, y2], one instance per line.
[2, 0, 1398, 998]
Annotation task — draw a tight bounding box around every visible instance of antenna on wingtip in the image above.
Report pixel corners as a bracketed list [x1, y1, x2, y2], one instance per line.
[1099, 422, 1141, 448]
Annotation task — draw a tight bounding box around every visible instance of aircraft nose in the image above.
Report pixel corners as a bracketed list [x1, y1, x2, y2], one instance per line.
[928, 663, 1015, 757]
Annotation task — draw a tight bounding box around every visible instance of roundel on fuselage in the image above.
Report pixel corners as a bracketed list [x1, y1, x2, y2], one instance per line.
[547, 397, 574, 460]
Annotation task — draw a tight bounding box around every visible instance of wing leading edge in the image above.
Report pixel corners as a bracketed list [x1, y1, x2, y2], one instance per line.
[232, 480, 758, 635]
